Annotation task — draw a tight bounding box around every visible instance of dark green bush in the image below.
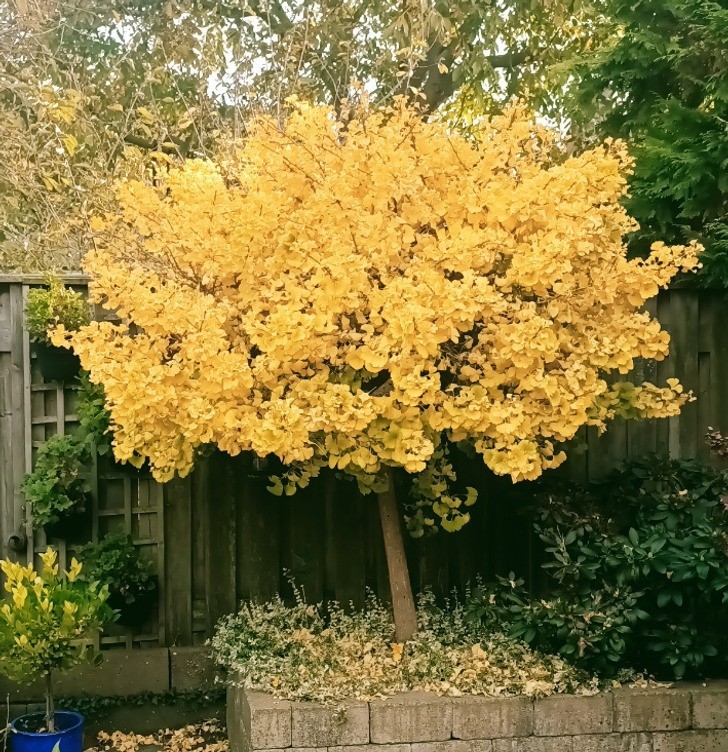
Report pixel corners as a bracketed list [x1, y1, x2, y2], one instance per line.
[21, 433, 91, 528]
[467, 456, 728, 680]
[75, 533, 155, 606]
[76, 374, 113, 456]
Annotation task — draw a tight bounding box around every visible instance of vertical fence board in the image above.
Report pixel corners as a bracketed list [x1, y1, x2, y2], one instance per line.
[324, 477, 367, 609]
[164, 476, 193, 645]
[206, 455, 237, 630]
[287, 481, 326, 603]
[237, 473, 281, 603]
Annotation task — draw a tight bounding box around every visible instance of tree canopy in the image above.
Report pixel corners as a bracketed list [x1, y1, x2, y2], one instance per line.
[0, 0, 605, 272]
[567, 0, 728, 286]
[56, 102, 699, 535]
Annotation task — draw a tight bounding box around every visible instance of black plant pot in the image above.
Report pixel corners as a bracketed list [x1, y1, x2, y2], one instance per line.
[108, 584, 158, 629]
[32, 342, 81, 383]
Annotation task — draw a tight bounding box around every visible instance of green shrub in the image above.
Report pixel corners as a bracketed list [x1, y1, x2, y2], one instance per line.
[21, 433, 91, 528]
[0, 549, 112, 730]
[25, 273, 90, 343]
[75, 533, 155, 606]
[211, 588, 600, 704]
[467, 457, 728, 680]
[76, 374, 113, 456]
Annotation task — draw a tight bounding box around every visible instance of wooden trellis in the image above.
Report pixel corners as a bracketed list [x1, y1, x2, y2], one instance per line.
[0, 277, 165, 649]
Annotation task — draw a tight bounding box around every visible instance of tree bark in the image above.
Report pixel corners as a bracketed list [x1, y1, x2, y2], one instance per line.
[45, 671, 55, 731]
[377, 471, 418, 642]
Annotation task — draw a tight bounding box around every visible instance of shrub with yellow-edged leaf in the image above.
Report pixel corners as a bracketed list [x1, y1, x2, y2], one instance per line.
[0, 549, 113, 728]
[54, 100, 701, 535]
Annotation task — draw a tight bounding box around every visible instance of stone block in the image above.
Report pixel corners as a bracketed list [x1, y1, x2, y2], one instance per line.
[58, 648, 170, 697]
[228, 688, 291, 752]
[653, 730, 728, 752]
[614, 689, 691, 732]
[291, 700, 368, 747]
[493, 738, 574, 752]
[534, 693, 613, 736]
[171, 646, 224, 692]
[572, 733, 653, 752]
[691, 685, 728, 729]
[452, 696, 532, 739]
[227, 685, 246, 752]
[244, 690, 292, 750]
[0, 676, 43, 703]
[412, 742, 493, 752]
[370, 692, 452, 743]
[329, 746, 411, 752]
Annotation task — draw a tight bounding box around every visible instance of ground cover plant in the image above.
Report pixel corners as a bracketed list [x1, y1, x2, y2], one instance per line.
[466, 456, 728, 680]
[211, 587, 602, 704]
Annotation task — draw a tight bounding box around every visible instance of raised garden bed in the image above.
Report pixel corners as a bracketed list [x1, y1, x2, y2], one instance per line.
[227, 684, 728, 752]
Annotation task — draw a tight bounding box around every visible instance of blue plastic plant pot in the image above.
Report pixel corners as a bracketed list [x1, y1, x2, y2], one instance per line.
[10, 712, 84, 752]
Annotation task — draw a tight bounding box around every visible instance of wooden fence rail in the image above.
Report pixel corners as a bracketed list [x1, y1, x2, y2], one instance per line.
[1, 277, 727, 647]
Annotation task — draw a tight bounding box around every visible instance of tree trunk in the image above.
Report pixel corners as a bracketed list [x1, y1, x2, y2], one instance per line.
[377, 471, 418, 642]
[45, 671, 55, 732]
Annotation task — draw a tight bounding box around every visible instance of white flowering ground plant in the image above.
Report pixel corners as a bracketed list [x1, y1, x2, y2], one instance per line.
[210, 588, 601, 705]
[0, 549, 113, 731]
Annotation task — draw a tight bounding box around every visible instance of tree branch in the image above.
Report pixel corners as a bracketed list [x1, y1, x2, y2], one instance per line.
[247, 0, 294, 35]
[406, 8, 531, 114]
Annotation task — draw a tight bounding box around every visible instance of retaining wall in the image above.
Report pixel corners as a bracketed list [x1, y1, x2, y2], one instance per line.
[227, 684, 728, 752]
[0, 647, 221, 721]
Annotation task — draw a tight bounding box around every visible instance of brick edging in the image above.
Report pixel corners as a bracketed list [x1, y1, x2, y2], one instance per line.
[228, 683, 728, 752]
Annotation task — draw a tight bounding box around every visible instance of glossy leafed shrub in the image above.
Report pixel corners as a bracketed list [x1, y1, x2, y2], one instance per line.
[468, 457, 728, 679]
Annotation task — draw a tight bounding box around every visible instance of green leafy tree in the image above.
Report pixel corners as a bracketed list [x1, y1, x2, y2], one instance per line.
[0, 549, 112, 730]
[1, 0, 603, 271]
[566, 0, 728, 286]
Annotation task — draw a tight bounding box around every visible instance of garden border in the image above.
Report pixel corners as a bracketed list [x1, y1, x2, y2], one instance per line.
[227, 684, 728, 752]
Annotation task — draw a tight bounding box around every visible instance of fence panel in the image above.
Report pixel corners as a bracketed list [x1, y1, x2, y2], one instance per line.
[1, 277, 727, 646]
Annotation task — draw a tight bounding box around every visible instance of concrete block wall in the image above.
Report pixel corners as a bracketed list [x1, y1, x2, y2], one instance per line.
[227, 684, 728, 752]
[1, 646, 222, 721]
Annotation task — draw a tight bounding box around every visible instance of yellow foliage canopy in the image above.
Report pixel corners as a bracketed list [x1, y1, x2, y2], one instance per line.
[56, 102, 700, 528]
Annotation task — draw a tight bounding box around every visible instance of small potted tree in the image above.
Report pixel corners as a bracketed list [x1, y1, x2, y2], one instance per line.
[75, 533, 157, 628]
[26, 274, 90, 382]
[0, 549, 112, 752]
[21, 434, 92, 540]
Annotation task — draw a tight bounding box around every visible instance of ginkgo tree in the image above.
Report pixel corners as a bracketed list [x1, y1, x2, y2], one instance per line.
[56, 101, 700, 640]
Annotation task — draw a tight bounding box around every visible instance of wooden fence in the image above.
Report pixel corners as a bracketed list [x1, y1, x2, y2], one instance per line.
[1, 277, 727, 648]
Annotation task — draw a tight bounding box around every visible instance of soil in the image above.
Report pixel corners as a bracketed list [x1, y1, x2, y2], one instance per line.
[14, 713, 78, 734]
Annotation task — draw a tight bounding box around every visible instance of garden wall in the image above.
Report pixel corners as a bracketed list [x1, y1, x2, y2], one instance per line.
[227, 685, 728, 752]
[2, 275, 728, 649]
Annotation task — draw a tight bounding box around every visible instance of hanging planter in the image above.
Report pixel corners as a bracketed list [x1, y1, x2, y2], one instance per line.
[21, 434, 92, 539]
[75, 533, 158, 629]
[31, 341, 82, 383]
[43, 508, 90, 543]
[25, 272, 90, 383]
[107, 582, 158, 628]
